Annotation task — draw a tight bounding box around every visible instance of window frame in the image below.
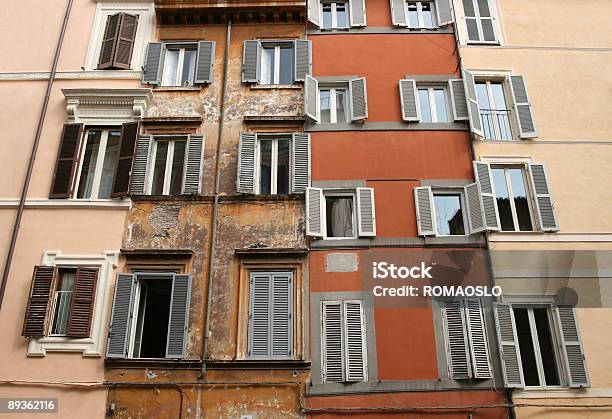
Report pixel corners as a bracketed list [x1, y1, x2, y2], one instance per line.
[475, 79, 514, 141]
[161, 44, 198, 87]
[417, 85, 451, 123]
[323, 190, 358, 240]
[254, 134, 292, 196]
[258, 41, 295, 86]
[48, 267, 78, 337]
[490, 164, 535, 232]
[431, 188, 468, 237]
[462, 0, 498, 44]
[146, 136, 189, 196]
[405, 0, 437, 29]
[320, 1, 350, 29]
[319, 85, 349, 124]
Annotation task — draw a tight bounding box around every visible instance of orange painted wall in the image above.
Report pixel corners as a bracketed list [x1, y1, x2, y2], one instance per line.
[366, 180, 419, 237]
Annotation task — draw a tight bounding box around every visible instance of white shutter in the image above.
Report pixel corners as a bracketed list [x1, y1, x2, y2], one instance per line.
[182, 135, 204, 194]
[528, 163, 559, 232]
[344, 301, 367, 382]
[322, 301, 344, 382]
[271, 273, 293, 358]
[399, 79, 420, 122]
[304, 74, 319, 122]
[349, 0, 367, 27]
[390, 0, 407, 26]
[242, 40, 260, 83]
[308, 0, 321, 27]
[465, 299, 492, 379]
[349, 77, 368, 121]
[356, 187, 376, 237]
[462, 70, 484, 137]
[465, 183, 485, 234]
[128, 135, 151, 195]
[493, 302, 525, 388]
[237, 132, 256, 194]
[556, 306, 590, 388]
[442, 300, 471, 379]
[449, 79, 469, 121]
[436, 0, 454, 26]
[165, 274, 191, 358]
[106, 274, 136, 358]
[248, 273, 271, 357]
[473, 161, 500, 231]
[509, 75, 537, 138]
[306, 187, 325, 237]
[414, 186, 436, 236]
[291, 133, 311, 194]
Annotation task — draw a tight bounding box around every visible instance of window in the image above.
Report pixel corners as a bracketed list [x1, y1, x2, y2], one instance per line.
[305, 76, 368, 123]
[433, 193, 465, 236]
[320, 87, 348, 123]
[257, 137, 290, 195]
[96, 12, 139, 70]
[325, 193, 356, 238]
[462, 0, 496, 43]
[261, 45, 294, 85]
[406, 1, 436, 28]
[143, 41, 215, 86]
[415, 186, 474, 237]
[475, 81, 512, 140]
[491, 166, 533, 232]
[242, 40, 311, 85]
[418, 87, 450, 123]
[49, 268, 77, 336]
[321, 1, 349, 29]
[161, 46, 196, 87]
[149, 137, 187, 195]
[75, 128, 121, 200]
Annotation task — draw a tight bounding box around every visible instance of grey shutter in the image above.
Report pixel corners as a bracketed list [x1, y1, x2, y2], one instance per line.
[556, 306, 590, 388]
[308, 0, 321, 27]
[442, 300, 471, 379]
[106, 273, 136, 358]
[399, 79, 420, 122]
[357, 187, 376, 237]
[129, 135, 151, 195]
[304, 74, 319, 122]
[349, 0, 367, 27]
[242, 40, 260, 83]
[195, 41, 215, 84]
[465, 183, 485, 234]
[306, 187, 324, 237]
[465, 299, 492, 379]
[182, 135, 204, 194]
[322, 301, 344, 382]
[294, 40, 311, 83]
[436, 0, 453, 25]
[237, 132, 256, 194]
[271, 273, 293, 357]
[528, 163, 558, 232]
[390, 0, 407, 26]
[165, 274, 191, 358]
[344, 301, 367, 382]
[509, 75, 537, 138]
[462, 70, 484, 137]
[449, 79, 469, 121]
[414, 186, 436, 236]
[493, 302, 525, 388]
[142, 42, 163, 85]
[349, 77, 368, 121]
[291, 133, 311, 194]
[473, 161, 500, 231]
[249, 273, 271, 357]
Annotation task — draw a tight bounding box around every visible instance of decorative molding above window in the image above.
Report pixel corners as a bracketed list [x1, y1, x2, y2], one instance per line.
[62, 88, 152, 124]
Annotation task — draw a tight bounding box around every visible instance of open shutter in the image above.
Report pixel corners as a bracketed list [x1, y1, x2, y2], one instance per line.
[66, 267, 99, 338]
[242, 40, 260, 83]
[528, 163, 558, 232]
[294, 40, 311, 82]
[304, 74, 319, 122]
[399, 79, 420, 122]
[308, 0, 321, 27]
[349, 77, 368, 121]
[182, 135, 204, 194]
[306, 187, 324, 237]
[462, 70, 484, 137]
[237, 132, 256, 194]
[97, 13, 121, 69]
[165, 274, 191, 358]
[142, 42, 163, 85]
[556, 306, 590, 387]
[21, 266, 57, 337]
[442, 300, 471, 379]
[473, 161, 500, 231]
[111, 122, 139, 197]
[291, 133, 310, 194]
[271, 273, 293, 357]
[436, 0, 454, 25]
[49, 123, 83, 199]
[322, 301, 344, 382]
[113, 13, 138, 69]
[349, 0, 367, 27]
[128, 135, 151, 195]
[390, 0, 407, 26]
[357, 187, 376, 237]
[465, 299, 492, 379]
[195, 41, 215, 84]
[449, 79, 469, 121]
[106, 274, 136, 358]
[248, 273, 271, 357]
[509, 75, 537, 138]
[414, 186, 436, 236]
[344, 301, 367, 381]
[465, 183, 485, 234]
[493, 302, 524, 388]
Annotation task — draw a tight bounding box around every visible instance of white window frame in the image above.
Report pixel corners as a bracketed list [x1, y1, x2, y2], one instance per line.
[491, 164, 535, 232]
[321, 1, 350, 29]
[459, 0, 504, 45]
[431, 188, 468, 237]
[161, 46, 197, 87]
[146, 136, 188, 196]
[255, 136, 292, 195]
[405, 1, 437, 28]
[417, 86, 451, 123]
[476, 80, 513, 141]
[319, 86, 349, 123]
[323, 191, 358, 240]
[259, 43, 295, 86]
[48, 268, 77, 337]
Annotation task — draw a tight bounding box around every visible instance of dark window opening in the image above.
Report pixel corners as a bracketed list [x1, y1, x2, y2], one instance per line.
[132, 276, 172, 358]
[514, 307, 540, 386]
[533, 308, 560, 386]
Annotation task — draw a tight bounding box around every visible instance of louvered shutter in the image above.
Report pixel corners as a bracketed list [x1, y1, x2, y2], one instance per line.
[294, 40, 311, 82]
[21, 266, 57, 337]
[449, 79, 469, 121]
[291, 133, 310, 194]
[194, 41, 215, 84]
[349, 0, 367, 27]
[165, 274, 191, 358]
[436, 0, 453, 26]
[113, 13, 139, 69]
[249, 273, 271, 357]
[271, 273, 293, 357]
[349, 77, 368, 121]
[414, 186, 436, 236]
[237, 132, 256, 194]
[465, 183, 485, 234]
[462, 70, 484, 137]
[97, 13, 121, 69]
[356, 187, 376, 237]
[142, 42, 163, 85]
[49, 123, 83, 199]
[308, 0, 321, 27]
[465, 299, 492, 378]
[182, 135, 204, 194]
[306, 187, 324, 237]
[442, 300, 471, 379]
[242, 40, 260, 83]
[556, 306, 590, 387]
[344, 301, 367, 381]
[390, 0, 407, 26]
[304, 74, 319, 122]
[476, 0, 496, 42]
[111, 122, 139, 197]
[493, 302, 524, 388]
[462, 0, 480, 42]
[399, 79, 420, 122]
[66, 267, 99, 338]
[473, 161, 500, 231]
[129, 136, 151, 195]
[106, 273, 136, 358]
[322, 301, 344, 382]
[528, 164, 558, 232]
[509, 75, 537, 138]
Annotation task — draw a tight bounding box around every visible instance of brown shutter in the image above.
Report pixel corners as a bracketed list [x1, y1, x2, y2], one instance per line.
[21, 266, 57, 337]
[113, 13, 139, 69]
[49, 123, 83, 199]
[97, 13, 121, 69]
[111, 122, 139, 197]
[66, 267, 99, 338]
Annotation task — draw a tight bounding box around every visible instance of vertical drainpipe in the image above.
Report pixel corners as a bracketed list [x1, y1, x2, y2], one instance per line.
[0, 0, 74, 311]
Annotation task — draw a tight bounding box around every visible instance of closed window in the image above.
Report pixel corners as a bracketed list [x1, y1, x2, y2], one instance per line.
[475, 81, 512, 140]
[325, 193, 356, 239]
[462, 0, 496, 43]
[261, 45, 294, 85]
[491, 166, 533, 232]
[49, 268, 77, 336]
[161, 46, 197, 87]
[321, 1, 349, 29]
[320, 87, 348, 123]
[418, 87, 450, 123]
[433, 193, 466, 236]
[406, 1, 436, 28]
[258, 137, 290, 195]
[149, 138, 187, 195]
[97, 12, 139, 70]
[76, 129, 121, 200]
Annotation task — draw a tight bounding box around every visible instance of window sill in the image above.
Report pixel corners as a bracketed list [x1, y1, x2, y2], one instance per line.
[154, 86, 202, 92]
[0, 198, 131, 209]
[250, 84, 301, 90]
[205, 359, 310, 370]
[465, 41, 501, 46]
[105, 358, 203, 370]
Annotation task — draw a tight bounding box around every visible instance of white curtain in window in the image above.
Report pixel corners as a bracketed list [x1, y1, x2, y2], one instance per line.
[330, 198, 353, 237]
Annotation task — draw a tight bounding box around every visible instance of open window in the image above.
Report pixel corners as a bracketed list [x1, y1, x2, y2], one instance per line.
[304, 76, 368, 123]
[400, 79, 464, 123]
[391, 0, 453, 27]
[309, 0, 366, 28]
[142, 41, 215, 86]
[242, 40, 311, 85]
[414, 186, 479, 237]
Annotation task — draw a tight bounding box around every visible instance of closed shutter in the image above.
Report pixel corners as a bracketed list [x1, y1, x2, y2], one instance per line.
[142, 42, 163, 85]
[237, 132, 256, 194]
[463, 0, 495, 42]
[97, 13, 121, 69]
[399, 79, 420, 122]
[128, 135, 151, 195]
[194, 41, 216, 84]
[308, 0, 321, 27]
[556, 306, 590, 387]
[182, 135, 204, 194]
[528, 163, 558, 232]
[249, 273, 271, 357]
[304, 74, 319, 122]
[66, 267, 99, 338]
[165, 274, 191, 358]
[414, 186, 436, 236]
[271, 273, 293, 357]
[106, 273, 136, 358]
[465, 299, 492, 378]
[462, 70, 484, 137]
[349, 0, 367, 27]
[390, 0, 407, 26]
[356, 187, 376, 237]
[294, 40, 311, 82]
[349, 77, 368, 121]
[442, 300, 471, 379]
[509, 75, 537, 138]
[449, 79, 469, 121]
[242, 40, 260, 83]
[322, 301, 344, 382]
[291, 133, 310, 194]
[476, 0, 496, 42]
[21, 266, 57, 337]
[306, 187, 324, 237]
[473, 161, 500, 231]
[493, 302, 524, 388]
[113, 13, 139, 69]
[49, 123, 83, 199]
[436, 0, 454, 25]
[111, 122, 139, 198]
[465, 183, 485, 234]
[344, 301, 367, 381]
[462, 0, 479, 41]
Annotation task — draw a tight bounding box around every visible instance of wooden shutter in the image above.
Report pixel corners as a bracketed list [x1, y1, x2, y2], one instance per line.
[142, 42, 163, 85]
[248, 273, 271, 357]
[165, 274, 191, 358]
[528, 163, 559, 232]
[195, 41, 215, 84]
[357, 187, 376, 237]
[21, 266, 57, 337]
[556, 306, 590, 387]
[106, 273, 136, 358]
[465, 183, 485, 234]
[113, 13, 138, 69]
[442, 300, 471, 379]
[449, 79, 469, 121]
[271, 273, 293, 357]
[304, 74, 319, 122]
[291, 133, 310, 194]
[349, 0, 367, 27]
[242, 40, 260, 83]
[473, 161, 500, 231]
[436, 0, 454, 26]
[509, 75, 537, 138]
[390, 0, 407, 26]
[399, 79, 420, 122]
[111, 122, 139, 198]
[49, 123, 83, 199]
[465, 299, 492, 378]
[344, 301, 367, 381]
[66, 267, 99, 338]
[237, 132, 256, 194]
[97, 13, 121, 69]
[306, 187, 324, 237]
[294, 40, 311, 83]
[322, 301, 344, 382]
[128, 136, 151, 195]
[308, 0, 321, 27]
[414, 186, 436, 236]
[493, 302, 524, 388]
[462, 70, 484, 137]
[182, 135, 204, 194]
[349, 77, 368, 121]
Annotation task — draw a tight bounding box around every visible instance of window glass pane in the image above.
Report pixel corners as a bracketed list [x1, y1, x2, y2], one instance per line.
[508, 168, 533, 231]
[162, 49, 179, 86]
[433, 89, 448, 122]
[421, 2, 434, 27]
[261, 47, 275, 85]
[407, 3, 419, 27]
[279, 47, 294, 85]
[336, 3, 348, 28]
[326, 196, 354, 237]
[151, 141, 169, 195]
[169, 140, 186, 195]
[97, 131, 120, 199]
[491, 82, 512, 139]
[336, 89, 347, 123]
[259, 140, 272, 195]
[475, 82, 490, 108]
[322, 4, 333, 28]
[77, 130, 102, 199]
[514, 308, 541, 386]
[320, 89, 332, 123]
[490, 83, 507, 110]
[181, 49, 196, 86]
[51, 269, 76, 336]
[492, 168, 515, 231]
[277, 139, 290, 195]
[533, 308, 560, 386]
[433, 194, 465, 235]
[418, 89, 432, 122]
